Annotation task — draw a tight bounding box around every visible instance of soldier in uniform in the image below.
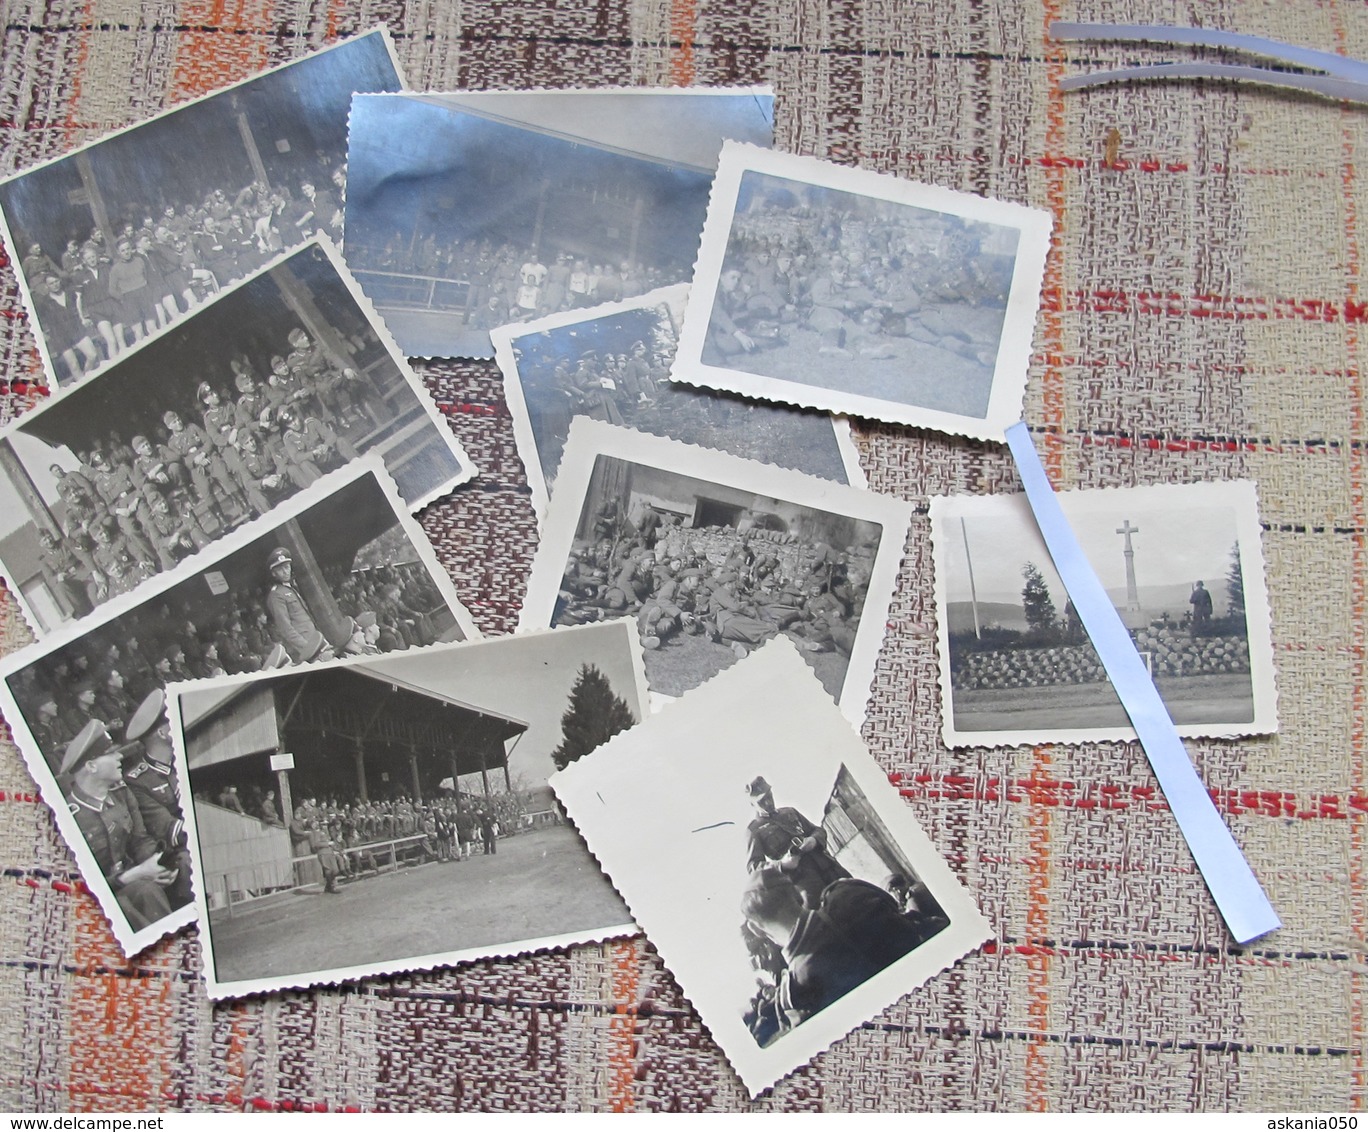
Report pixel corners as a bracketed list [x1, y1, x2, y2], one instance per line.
[744, 775, 849, 910]
[87, 517, 152, 600]
[276, 405, 356, 485]
[37, 527, 96, 620]
[88, 449, 157, 569]
[160, 409, 239, 528]
[264, 355, 311, 415]
[51, 462, 105, 538]
[30, 696, 66, 758]
[143, 489, 211, 569]
[123, 689, 193, 909]
[264, 546, 334, 664]
[233, 430, 290, 515]
[198, 382, 252, 517]
[59, 720, 178, 931]
[128, 433, 181, 500]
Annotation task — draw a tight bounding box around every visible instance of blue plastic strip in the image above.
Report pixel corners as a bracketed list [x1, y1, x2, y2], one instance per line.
[1004, 423, 1280, 944]
[1049, 21, 1368, 85]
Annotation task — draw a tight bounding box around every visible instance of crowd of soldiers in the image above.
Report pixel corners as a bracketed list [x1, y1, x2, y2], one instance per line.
[9, 559, 445, 768]
[535, 339, 671, 431]
[704, 202, 1016, 367]
[554, 506, 874, 662]
[22, 169, 346, 382]
[207, 787, 525, 895]
[35, 324, 386, 621]
[352, 238, 673, 329]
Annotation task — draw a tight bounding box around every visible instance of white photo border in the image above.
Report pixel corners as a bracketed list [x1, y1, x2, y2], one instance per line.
[550, 636, 992, 1097]
[672, 141, 1053, 439]
[0, 457, 479, 957]
[518, 418, 911, 729]
[929, 479, 1279, 748]
[0, 28, 407, 395]
[490, 283, 865, 521]
[167, 618, 647, 999]
[344, 87, 775, 361]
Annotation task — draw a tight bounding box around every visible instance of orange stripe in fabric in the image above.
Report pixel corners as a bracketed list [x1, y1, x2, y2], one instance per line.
[1039, 0, 1068, 480]
[170, 0, 272, 102]
[1019, 4, 1068, 1110]
[669, 0, 697, 87]
[607, 938, 639, 1112]
[66, 900, 173, 1110]
[1023, 747, 1053, 1111]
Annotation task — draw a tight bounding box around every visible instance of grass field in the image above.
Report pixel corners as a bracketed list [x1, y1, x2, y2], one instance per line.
[951, 672, 1255, 733]
[209, 824, 630, 984]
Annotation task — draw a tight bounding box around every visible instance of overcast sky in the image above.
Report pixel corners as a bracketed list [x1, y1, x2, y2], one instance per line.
[360, 621, 643, 789]
[941, 492, 1239, 607]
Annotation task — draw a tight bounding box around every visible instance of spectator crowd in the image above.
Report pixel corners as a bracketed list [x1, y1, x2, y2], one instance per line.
[350, 238, 675, 330]
[9, 559, 446, 772]
[21, 169, 347, 382]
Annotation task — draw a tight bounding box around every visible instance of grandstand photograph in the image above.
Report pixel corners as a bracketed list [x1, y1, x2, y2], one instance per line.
[0, 30, 402, 387]
[171, 620, 644, 997]
[344, 89, 772, 358]
[0, 241, 472, 634]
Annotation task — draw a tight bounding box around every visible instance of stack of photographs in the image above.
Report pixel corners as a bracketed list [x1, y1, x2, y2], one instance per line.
[4, 24, 1220, 1097]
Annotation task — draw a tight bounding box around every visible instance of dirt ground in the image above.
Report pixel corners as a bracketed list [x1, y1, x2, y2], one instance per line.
[209, 823, 630, 984]
[645, 628, 847, 700]
[951, 672, 1257, 734]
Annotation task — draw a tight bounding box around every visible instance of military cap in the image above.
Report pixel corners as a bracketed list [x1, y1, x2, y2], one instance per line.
[745, 775, 773, 799]
[197, 381, 214, 401]
[263, 643, 290, 669]
[287, 328, 309, 347]
[355, 611, 378, 630]
[59, 719, 121, 777]
[266, 546, 292, 570]
[270, 355, 287, 370]
[124, 688, 166, 744]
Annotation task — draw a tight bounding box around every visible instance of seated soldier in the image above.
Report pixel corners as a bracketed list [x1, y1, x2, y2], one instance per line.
[739, 866, 948, 1041]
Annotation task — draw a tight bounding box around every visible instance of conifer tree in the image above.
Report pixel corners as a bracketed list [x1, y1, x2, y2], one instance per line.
[1021, 561, 1058, 640]
[550, 664, 637, 771]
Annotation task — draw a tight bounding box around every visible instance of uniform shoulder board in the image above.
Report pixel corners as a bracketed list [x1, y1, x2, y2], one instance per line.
[125, 761, 150, 779]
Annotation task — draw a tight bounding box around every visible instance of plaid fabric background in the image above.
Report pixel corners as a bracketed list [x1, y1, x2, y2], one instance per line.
[0, 0, 1360, 1112]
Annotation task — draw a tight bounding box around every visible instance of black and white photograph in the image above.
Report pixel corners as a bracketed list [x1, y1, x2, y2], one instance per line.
[0, 460, 478, 956]
[519, 419, 911, 726]
[672, 143, 1053, 439]
[0, 29, 404, 389]
[491, 284, 863, 516]
[930, 480, 1278, 747]
[169, 620, 645, 998]
[550, 637, 990, 1097]
[343, 89, 773, 359]
[0, 238, 474, 635]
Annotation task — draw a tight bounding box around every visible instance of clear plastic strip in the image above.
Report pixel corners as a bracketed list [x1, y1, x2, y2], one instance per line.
[1049, 21, 1368, 85]
[1004, 423, 1280, 944]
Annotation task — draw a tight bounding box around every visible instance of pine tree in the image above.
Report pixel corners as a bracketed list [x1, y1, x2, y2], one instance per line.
[550, 664, 638, 771]
[1021, 561, 1058, 640]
